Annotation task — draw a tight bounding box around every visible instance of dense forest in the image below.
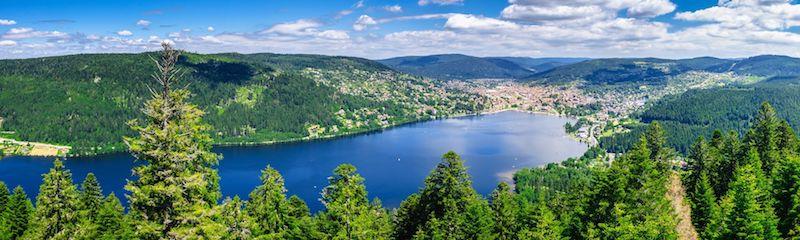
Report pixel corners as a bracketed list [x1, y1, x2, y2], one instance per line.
[526, 55, 800, 86]
[600, 78, 800, 153]
[0, 50, 484, 156]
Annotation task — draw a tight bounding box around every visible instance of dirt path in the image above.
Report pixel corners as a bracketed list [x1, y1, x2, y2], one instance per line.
[667, 172, 699, 240]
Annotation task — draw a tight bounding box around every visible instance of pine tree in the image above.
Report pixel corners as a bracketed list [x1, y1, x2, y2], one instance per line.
[686, 137, 710, 200]
[124, 43, 222, 238]
[490, 182, 518, 239]
[645, 122, 672, 171]
[94, 193, 131, 239]
[722, 161, 780, 240]
[774, 154, 800, 238]
[246, 165, 290, 238]
[776, 120, 798, 152]
[26, 159, 80, 239]
[0, 182, 8, 214]
[79, 173, 103, 219]
[218, 196, 252, 240]
[0, 181, 9, 237]
[394, 151, 492, 239]
[4, 186, 32, 240]
[518, 195, 563, 240]
[748, 102, 781, 176]
[319, 164, 390, 239]
[691, 172, 717, 232]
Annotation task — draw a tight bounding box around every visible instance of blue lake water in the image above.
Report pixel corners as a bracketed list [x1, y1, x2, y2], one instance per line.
[0, 111, 587, 211]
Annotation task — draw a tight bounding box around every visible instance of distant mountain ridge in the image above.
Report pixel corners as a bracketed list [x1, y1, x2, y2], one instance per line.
[377, 54, 587, 80]
[526, 55, 800, 85]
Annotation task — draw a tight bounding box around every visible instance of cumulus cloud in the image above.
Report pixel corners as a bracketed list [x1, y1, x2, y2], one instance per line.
[0, 40, 16, 46]
[385, 5, 403, 13]
[353, 15, 377, 31]
[0, 19, 16, 26]
[136, 19, 151, 27]
[116, 30, 133, 36]
[418, 0, 463, 6]
[256, 19, 351, 41]
[3, 28, 67, 39]
[207, 26, 215, 32]
[262, 19, 322, 36]
[502, 0, 675, 25]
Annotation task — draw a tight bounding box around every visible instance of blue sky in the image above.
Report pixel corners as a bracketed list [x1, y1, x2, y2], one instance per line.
[1, 0, 800, 59]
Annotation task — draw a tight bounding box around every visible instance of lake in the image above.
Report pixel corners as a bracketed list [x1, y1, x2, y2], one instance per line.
[0, 111, 587, 211]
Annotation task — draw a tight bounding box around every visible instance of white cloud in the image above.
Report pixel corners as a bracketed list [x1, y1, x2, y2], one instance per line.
[444, 14, 520, 31]
[136, 19, 151, 27]
[207, 26, 215, 32]
[3, 28, 67, 39]
[353, 15, 377, 31]
[627, 0, 677, 18]
[262, 19, 322, 36]
[0, 40, 16, 46]
[0, 19, 16, 26]
[418, 0, 463, 6]
[384, 5, 403, 13]
[502, 0, 676, 25]
[318, 30, 350, 40]
[354, 0, 365, 8]
[116, 30, 133, 36]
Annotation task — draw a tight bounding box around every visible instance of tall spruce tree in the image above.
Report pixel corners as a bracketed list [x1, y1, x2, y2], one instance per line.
[722, 160, 780, 240]
[124, 43, 222, 238]
[26, 159, 80, 239]
[319, 164, 390, 240]
[4, 186, 32, 240]
[218, 196, 253, 240]
[747, 102, 781, 176]
[93, 193, 131, 239]
[774, 154, 800, 238]
[246, 166, 290, 238]
[79, 173, 103, 219]
[394, 151, 494, 239]
[691, 172, 717, 232]
[490, 182, 519, 239]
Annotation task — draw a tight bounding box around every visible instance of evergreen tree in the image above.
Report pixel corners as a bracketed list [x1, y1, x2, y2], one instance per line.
[0, 182, 8, 214]
[79, 173, 103, 219]
[776, 120, 798, 152]
[645, 122, 672, 171]
[517, 195, 563, 240]
[26, 159, 80, 239]
[722, 161, 780, 240]
[4, 186, 32, 240]
[319, 164, 390, 239]
[218, 196, 252, 240]
[774, 154, 800, 238]
[490, 182, 518, 239]
[747, 102, 781, 176]
[691, 171, 717, 232]
[93, 193, 131, 239]
[124, 43, 222, 238]
[246, 165, 290, 238]
[394, 151, 492, 239]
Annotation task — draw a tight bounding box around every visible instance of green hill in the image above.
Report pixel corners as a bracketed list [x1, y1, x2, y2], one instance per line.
[526, 55, 800, 85]
[0, 52, 486, 156]
[378, 54, 535, 80]
[599, 77, 800, 153]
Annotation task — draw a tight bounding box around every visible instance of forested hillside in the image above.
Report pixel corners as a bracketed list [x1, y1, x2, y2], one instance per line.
[526, 55, 799, 86]
[378, 54, 535, 80]
[600, 78, 800, 153]
[0, 52, 485, 156]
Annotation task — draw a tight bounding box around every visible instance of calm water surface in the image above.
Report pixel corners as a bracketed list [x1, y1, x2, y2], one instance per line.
[0, 111, 587, 211]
